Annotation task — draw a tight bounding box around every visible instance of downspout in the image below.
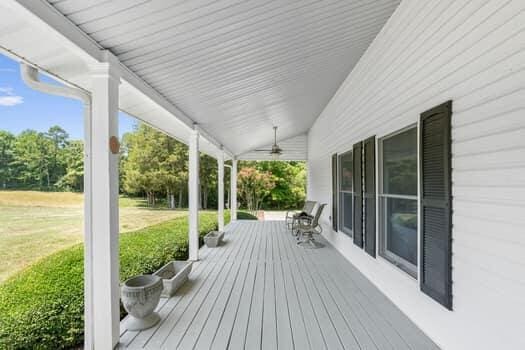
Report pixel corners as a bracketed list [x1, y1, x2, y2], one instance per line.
[20, 64, 95, 350]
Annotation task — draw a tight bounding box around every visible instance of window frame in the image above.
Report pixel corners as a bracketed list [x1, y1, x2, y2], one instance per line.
[378, 124, 419, 278]
[338, 150, 353, 237]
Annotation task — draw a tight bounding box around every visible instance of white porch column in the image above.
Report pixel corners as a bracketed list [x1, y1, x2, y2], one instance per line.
[217, 149, 225, 231]
[86, 52, 120, 349]
[188, 129, 200, 261]
[231, 158, 238, 221]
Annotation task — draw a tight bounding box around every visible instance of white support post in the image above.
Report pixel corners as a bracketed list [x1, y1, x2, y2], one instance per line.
[231, 158, 238, 221]
[188, 129, 200, 261]
[218, 149, 225, 231]
[87, 52, 120, 349]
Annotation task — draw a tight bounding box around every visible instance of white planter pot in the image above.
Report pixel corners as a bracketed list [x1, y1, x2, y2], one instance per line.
[121, 274, 163, 331]
[204, 231, 224, 247]
[154, 260, 193, 297]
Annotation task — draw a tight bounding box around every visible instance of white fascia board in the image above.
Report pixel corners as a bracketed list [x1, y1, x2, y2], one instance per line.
[5, 0, 233, 159]
[6, 0, 103, 64]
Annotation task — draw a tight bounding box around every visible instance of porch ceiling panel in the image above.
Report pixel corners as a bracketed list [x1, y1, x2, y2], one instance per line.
[45, 0, 401, 156]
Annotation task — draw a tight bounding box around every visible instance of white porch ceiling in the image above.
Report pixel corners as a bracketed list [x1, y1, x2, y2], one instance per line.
[0, 0, 399, 158]
[43, 0, 400, 156]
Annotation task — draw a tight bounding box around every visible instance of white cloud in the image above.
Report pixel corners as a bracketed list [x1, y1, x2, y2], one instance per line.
[0, 95, 23, 106]
[0, 86, 23, 106]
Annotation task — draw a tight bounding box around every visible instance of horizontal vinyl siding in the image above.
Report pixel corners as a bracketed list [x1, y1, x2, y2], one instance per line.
[307, 1, 525, 349]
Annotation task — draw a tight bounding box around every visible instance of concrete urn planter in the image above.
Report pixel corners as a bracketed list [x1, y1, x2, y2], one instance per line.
[204, 231, 224, 247]
[154, 260, 193, 297]
[121, 274, 163, 331]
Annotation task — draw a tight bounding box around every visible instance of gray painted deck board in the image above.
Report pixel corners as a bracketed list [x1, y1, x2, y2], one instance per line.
[193, 224, 257, 350]
[120, 221, 439, 350]
[226, 222, 264, 350]
[275, 223, 310, 350]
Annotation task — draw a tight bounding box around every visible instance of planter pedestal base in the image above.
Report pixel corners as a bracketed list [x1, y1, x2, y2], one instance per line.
[124, 312, 160, 331]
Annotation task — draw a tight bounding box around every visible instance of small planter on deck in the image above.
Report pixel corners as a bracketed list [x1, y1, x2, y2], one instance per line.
[204, 231, 224, 248]
[121, 274, 163, 331]
[154, 260, 193, 297]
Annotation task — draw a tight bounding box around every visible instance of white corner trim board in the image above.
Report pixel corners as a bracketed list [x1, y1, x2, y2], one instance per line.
[307, 1, 525, 349]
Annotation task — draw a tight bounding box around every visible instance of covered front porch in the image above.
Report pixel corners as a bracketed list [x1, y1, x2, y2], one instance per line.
[119, 220, 438, 350]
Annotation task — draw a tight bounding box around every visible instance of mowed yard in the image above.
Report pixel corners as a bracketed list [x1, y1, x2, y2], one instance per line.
[0, 191, 187, 283]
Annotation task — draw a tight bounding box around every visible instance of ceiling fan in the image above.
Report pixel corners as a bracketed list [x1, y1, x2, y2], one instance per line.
[255, 126, 283, 159]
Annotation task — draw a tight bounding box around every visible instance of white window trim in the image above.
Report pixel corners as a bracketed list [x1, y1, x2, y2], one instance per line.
[378, 124, 419, 279]
[338, 150, 353, 237]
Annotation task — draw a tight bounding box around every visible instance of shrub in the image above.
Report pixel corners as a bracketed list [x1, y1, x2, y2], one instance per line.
[0, 211, 255, 349]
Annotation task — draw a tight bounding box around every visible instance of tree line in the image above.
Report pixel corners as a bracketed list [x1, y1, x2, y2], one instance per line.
[0, 124, 306, 209]
[0, 127, 83, 191]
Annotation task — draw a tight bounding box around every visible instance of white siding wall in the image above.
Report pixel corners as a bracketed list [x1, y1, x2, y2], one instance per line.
[307, 1, 525, 349]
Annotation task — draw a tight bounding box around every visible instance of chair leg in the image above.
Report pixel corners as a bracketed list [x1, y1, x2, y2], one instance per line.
[296, 230, 302, 244]
[297, 231, 311, 244]
[292, 224, 300, 237]
[297, 230, 320, 248]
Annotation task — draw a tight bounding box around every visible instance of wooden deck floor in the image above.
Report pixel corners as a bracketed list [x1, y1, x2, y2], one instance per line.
[119, 221, 439, 350]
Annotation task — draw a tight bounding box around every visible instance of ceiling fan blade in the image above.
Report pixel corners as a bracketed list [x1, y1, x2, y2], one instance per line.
[252, 127, 286, 155]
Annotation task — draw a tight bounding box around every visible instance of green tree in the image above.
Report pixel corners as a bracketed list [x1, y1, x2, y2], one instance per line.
[45, 125, 69, 185]
[121, 124, 193, 208]
[11, 130, 53, 189]
[0, 131, 15, 188]
[239, 161, 306, 209]
[237, 167, 276, 213]
[0, 123, 306, 211]
[200, 154, 217, 209]
[121, 124, 161, 205]
[165, 140, 188, 208]
[56, 140, 84, 191]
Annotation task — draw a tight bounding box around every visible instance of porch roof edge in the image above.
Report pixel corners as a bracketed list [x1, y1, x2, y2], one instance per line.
[4, 0, 233, 160]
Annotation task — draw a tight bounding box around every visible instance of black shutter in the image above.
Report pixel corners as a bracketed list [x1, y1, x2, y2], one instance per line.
[331, 153, 338, 231]
[364, 136, 376, 258]
[420, 101, 453, 310]
[353, 142, 363, 247]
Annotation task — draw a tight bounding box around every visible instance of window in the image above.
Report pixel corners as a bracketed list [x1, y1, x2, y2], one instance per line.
[379, 126, 418, 277]
[331, 154, 338, 231]
[338, 151, 353, 235]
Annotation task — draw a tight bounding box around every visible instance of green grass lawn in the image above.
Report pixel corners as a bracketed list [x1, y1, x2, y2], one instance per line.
[0, 191, 187, 283]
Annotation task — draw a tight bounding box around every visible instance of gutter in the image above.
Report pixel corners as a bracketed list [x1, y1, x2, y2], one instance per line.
[20, 63, 95, 350]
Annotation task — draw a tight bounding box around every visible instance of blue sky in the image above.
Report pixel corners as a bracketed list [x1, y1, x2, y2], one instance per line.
[0, 53, 136, 140]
